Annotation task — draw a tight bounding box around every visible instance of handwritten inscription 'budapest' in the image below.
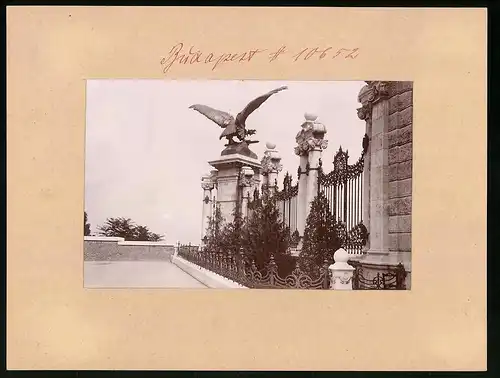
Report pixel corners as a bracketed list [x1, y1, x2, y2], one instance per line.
[160, 43, 360, 73]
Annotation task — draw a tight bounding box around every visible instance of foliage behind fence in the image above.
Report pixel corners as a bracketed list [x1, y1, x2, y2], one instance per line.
[178, 245, 330, 289]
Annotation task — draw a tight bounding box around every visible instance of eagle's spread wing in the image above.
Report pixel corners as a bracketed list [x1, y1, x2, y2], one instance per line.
[236, 86, 288, 125]
[189, 104, 234, 128]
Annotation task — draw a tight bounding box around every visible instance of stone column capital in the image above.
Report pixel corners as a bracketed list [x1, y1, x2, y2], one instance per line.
[357, 81, 390, 121]
[261, 142, 283, 176]
[294, 113, 328, 156]
[358, 81, 390, 105]
[201, 173, 216, 191]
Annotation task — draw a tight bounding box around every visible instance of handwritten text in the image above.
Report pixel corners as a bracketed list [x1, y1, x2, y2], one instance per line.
[160, 43, 360, 73]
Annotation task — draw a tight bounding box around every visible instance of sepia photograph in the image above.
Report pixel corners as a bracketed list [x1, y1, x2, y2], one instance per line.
[84, 79, 413, 290]
[6, 5, 488, 372]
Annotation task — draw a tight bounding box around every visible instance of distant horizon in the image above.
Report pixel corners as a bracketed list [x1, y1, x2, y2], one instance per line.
[85, 79, 366, 244]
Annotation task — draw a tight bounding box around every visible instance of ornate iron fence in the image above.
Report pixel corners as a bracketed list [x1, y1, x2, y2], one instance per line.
[318, 135, 369, 255]
[350, 261, 407, 290]
[247, 173, 299, 242]
[177, 245, 407, 290]
[178, 245, 330, 289]
[275, 172, 299, 235]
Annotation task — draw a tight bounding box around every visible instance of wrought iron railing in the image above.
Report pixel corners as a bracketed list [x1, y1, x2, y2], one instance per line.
[178, 245, 407, 290]
[334, 221, 370, 256]
[275, 172, 299, 236]
[350, 261, 407, 290]
[178, 245, 330, 289]
[318, 136, 370, 255]
[247, 174, 299, 241]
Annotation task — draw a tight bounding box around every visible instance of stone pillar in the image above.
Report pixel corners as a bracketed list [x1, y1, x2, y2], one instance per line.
[294, 113, 328, 236]
[239, 166, 255, 218]
[209, 152, 261, 225]
[355, 81, 413, 288]
[200, 173, 216, 245]
[173, 241, 180, 260]
[357, 82, 391, 259]
[260, 142, 283, 195]
[329, 248, 354, 290]
[367, 84, 391, 255]
[305, 120, 327, 213]
[358, 106, 372, 252]
[297, 155, 308, 235]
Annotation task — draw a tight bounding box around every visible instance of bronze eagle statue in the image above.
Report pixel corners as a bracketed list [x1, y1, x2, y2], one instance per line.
[189, 86, 288, 145]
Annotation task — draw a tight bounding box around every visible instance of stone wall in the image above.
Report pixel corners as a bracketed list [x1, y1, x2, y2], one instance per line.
[84, 237, 175, 261]
[387, 82, 413, 254]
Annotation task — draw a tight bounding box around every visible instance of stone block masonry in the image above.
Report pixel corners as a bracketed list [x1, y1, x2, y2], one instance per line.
[387, 82, 413, 251]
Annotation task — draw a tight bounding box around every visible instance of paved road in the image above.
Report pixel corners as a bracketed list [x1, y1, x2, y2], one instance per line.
[84, 261, 208, 288]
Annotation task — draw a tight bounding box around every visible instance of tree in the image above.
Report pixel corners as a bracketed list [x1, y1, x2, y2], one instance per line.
[97, 217, 163, 241]
[204, 204, 224, 252]
[218, 206, 244, 257]
[241, 189, 293, 275]
[298, 192, 341, 276]
[133, 225, 162, 242]
[84, 211, 91, 236]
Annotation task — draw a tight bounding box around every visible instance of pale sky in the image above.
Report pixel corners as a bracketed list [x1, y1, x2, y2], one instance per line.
[85, 80, 366, 244]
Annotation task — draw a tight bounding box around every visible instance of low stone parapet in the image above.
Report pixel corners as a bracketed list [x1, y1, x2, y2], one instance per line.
[84, 236, 175, 261]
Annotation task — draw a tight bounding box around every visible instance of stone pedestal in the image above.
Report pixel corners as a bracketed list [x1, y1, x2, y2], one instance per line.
[329, 248, 355, 290]
[208, 153, 261, 225]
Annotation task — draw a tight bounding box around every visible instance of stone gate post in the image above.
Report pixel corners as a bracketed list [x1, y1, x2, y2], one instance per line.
[305, 119, 327, 213]
[358, 82, 391, 256]
[239, 166, 255, 218]
[294, 113, 328, 238]
[200, 173, 216, 245]
[208, 149, 261, 225]
[296, 155, 308, 236]
[355, 81, 413, 288]
[260, 142, 283, 195]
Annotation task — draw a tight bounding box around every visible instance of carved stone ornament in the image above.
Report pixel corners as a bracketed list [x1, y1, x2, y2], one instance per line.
[201, 170, 217, 190]
[294, 138, 329, 156]
[358, 81, 390, 108]
[331, 272, 353, 285]
[260, 147, 283, 175]
[356, 104, 371, 121]
[295, 115, 328, 156]
[239, 176, 253, 187]
[201, 178, 215, 191]
[239, 166, 255, 187]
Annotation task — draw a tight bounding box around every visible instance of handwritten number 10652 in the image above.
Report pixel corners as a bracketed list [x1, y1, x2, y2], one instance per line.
[292, 47, 359, 61]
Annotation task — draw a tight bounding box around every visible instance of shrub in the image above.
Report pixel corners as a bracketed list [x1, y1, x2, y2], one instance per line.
[298, 192, 341, 276]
